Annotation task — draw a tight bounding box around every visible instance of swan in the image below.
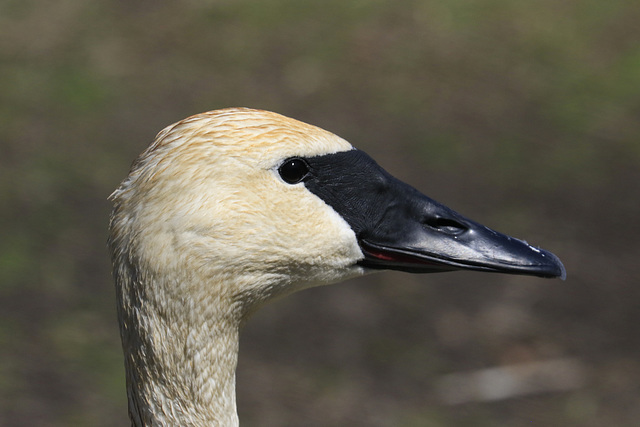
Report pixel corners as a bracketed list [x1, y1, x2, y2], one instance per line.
[108, 108, 565, 426]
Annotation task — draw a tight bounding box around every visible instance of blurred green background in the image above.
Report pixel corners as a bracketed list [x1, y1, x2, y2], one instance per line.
[1, 0, 639, 425]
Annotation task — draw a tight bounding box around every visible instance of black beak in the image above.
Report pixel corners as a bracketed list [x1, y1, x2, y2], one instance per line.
[356, 199, 566, 279]
[302, 149, 566, 279]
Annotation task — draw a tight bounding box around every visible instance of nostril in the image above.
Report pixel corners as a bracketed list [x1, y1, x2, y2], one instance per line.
[423, 216, 468, 235]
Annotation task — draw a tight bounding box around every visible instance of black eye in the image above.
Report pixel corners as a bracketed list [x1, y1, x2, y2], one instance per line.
[278, 158, 310, 184]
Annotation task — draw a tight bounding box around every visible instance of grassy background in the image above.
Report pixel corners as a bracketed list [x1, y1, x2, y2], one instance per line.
[1, 0, 639, 425]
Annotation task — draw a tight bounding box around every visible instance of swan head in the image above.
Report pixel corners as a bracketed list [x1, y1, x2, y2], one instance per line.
[109, 108, 565, 319]
[110, 109, 366, 317]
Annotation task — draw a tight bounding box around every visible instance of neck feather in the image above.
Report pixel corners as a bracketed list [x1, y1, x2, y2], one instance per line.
[115, 263, 242, 427]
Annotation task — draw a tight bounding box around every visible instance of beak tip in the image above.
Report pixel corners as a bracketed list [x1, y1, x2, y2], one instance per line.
[557, 261, 567, 281]
[553, 255, 567, 281]
[549, 261, 567, 281]
[536, 246, 566, 280]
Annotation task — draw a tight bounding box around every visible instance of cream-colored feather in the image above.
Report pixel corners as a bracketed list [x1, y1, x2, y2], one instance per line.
[109, 108, 367, 426]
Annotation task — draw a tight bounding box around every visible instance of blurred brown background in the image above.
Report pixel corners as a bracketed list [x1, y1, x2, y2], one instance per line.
[1, 0, 639, 426]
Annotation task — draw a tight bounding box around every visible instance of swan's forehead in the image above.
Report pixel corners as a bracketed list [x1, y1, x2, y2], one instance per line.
[157, 108, 353, 167]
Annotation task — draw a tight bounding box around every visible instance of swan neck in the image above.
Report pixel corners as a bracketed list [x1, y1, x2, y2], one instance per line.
[117, 272, 241, 426]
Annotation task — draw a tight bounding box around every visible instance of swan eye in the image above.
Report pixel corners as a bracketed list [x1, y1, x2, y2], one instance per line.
[278, 158, 310, 184]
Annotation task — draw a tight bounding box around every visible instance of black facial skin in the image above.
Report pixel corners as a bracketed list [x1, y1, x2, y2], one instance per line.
[281, 149, 565, 279]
